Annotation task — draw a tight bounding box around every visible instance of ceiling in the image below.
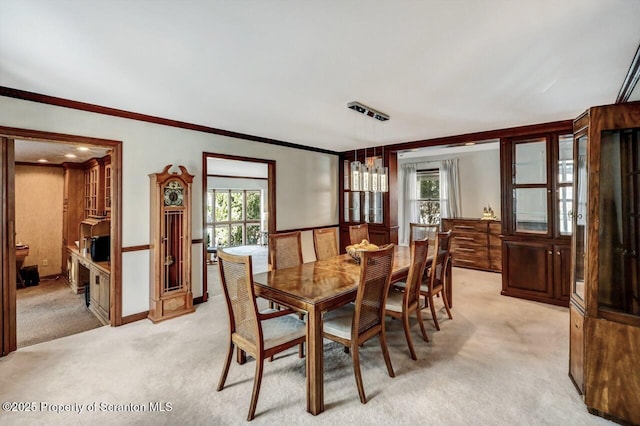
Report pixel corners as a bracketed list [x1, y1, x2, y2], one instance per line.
[14, 139, 110, 164]
[1, 1, 639, 154]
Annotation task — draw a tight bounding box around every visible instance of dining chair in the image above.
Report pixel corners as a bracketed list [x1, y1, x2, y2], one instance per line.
[349, 223, 370, 245]
[322, 244, 395, 404]
[409, 222, 439, 245]
[385, 238, 430, 360]
[216, 250, 306, 421]
[422, 231, 454, 330]
[313, 227, 339, 260]
[268, 231, 303, 270]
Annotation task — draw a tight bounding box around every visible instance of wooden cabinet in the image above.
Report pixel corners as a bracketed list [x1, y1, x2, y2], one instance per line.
[442, 218, 500, 272]
[67, 247, 109, 324]
[568, 102, 640, 425]
[500, 129, 574, 306]
[501, 240, 570, 305]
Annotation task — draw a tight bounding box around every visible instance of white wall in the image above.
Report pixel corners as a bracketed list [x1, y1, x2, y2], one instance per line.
[398, 147, 501, 240]
[1, 96, 339, 316]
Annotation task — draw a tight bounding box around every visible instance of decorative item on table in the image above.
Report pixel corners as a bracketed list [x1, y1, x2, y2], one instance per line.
[345, 239, 379, 263]
[481, 204, 497, 220]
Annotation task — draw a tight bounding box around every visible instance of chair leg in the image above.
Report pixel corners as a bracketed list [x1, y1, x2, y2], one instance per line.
[247, 357, 265, 421]
[441, 290, 453, 320]
[379, 330, 395, 378]
[416, 306, 429, 342]
[217, 341, 234, 391]
[429, 294, 440, 331]
[401, 311, 417, 360]
[351, 343, 367, 404]
[298, 342, 305, 358]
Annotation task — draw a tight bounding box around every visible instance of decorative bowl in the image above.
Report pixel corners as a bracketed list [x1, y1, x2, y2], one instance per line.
[345, 240, 379, 264]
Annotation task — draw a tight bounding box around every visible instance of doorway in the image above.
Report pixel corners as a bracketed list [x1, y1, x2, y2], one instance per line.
[201, 153, 275, 301]
[1, 127, 122, 356]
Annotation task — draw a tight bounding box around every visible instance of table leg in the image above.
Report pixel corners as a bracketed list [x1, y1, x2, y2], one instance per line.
[306, 307, 324, 415]
[446, 261, 453, 309]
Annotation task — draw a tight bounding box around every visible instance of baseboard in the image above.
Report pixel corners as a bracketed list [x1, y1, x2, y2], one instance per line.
[121, 311, 149, 325]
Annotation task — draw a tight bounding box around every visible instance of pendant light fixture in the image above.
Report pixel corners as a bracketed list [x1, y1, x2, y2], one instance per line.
[348, 101, 390, 194]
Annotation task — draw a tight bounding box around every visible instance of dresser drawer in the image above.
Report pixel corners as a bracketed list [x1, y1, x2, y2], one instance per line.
[452, 255, 489, 269]
[452, 245, 488, 258]
[444, 219, 488, 233]
[452, 233, 487, 248]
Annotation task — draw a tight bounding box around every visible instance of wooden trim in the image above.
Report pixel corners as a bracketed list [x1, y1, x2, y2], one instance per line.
[345, 120, 573, 155]
[1, 137, 17, 355]
[193, 296, 206, 305]
[599, 309, 640, 328]
[122, 244, 150, 253]
[616, 44, 640, 103]
[1, 86, 339, 156]
[192, 238, 204, 245]
[0, 127, 123, 338]
[15, 161, 63, 169]
[121, 311, 149, 325]
[207, 173, 268, 181]
[202, 152, 276, 305]
[278, 224, 340, 234]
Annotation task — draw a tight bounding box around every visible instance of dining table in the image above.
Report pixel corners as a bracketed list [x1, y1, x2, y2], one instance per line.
[252, 244, 454, 415]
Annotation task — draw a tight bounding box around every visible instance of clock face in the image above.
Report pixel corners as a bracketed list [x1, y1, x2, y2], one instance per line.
[164, 181, 184, 207]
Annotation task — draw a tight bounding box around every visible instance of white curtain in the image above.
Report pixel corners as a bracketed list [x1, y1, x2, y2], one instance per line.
[440, 159, 461, 218]
[400, 163, 418, 245]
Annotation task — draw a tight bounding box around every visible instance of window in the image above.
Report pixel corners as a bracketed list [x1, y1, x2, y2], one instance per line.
[206, 189, 262, 247]
[416, 169, 440, 225]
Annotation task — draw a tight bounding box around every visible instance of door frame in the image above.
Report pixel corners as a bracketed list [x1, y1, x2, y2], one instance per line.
[201, 152, 275, 302]
[0, 126, 123, 356]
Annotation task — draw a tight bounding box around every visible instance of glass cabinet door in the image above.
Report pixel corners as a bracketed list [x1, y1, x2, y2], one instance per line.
[513, 138, 549, 234]
[598, 129, 640, 317]
[557, 134, 574, 236]
[573, 134, 587, 303]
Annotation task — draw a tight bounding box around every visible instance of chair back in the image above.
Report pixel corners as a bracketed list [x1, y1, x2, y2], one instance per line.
[313, 227, 339, 260]
[217, 250, 260, 347]
[353, 244, 395, 337]
[349, 223, 370, 245]
[409, 223, 440, 245]
[403, 238, 430, 306]
[427, 231, 452, 293]
[268, 231, 303, 270]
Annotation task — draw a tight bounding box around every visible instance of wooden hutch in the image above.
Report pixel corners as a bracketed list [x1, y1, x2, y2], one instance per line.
[568, 102, 640, 425]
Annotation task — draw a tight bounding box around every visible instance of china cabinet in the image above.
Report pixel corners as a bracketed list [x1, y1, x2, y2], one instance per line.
[148, 165, 195, 322]
[568, 102, 640, 425]
[339, 151, 398, 249]
[500, 130, 574, 306]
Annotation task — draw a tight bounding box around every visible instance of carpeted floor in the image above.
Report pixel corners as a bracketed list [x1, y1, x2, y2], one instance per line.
[0, 268, 613, 425]
[16, 277, 104, 348]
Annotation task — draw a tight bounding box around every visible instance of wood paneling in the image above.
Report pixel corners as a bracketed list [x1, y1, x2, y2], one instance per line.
[15, 165, 64, 277]
[585, 317, 640, 424]
[569, 304, 585, 393]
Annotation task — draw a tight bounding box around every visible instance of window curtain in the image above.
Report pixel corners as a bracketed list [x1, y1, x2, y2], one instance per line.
[400, 163, 418, 245]
[440, 159, 461, 218]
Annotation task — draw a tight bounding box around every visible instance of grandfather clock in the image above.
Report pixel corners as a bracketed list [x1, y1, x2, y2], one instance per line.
[148, 165, 195, 322]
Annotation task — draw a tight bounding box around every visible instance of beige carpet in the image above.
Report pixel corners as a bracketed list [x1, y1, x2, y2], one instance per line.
[16, 277, 104, 348]
[0, 268, 612, 425]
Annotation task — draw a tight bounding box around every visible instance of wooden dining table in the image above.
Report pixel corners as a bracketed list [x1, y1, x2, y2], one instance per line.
[252, 244, 454, 415]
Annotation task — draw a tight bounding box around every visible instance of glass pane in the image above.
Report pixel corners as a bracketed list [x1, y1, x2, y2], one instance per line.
[418, 200, 441, 225]
[417, 172, 439, 199]
[370, 191, 383, 224]
[515, 139, 547, 184]
[206, 226, 214, 248]
[246, 191, 261, 220]
[214, 192, 229, 222]
[598, 130, 640, 317]
[350, 191, 360, 222]
[214, 226, 230, 247]
[558, 186, 573, 236]
[230, 192, 243, 221]
[206, 190, 214, 223]
[514, 188, 548, 233]
[573, 135, 587, 301]
[246, 224, 260, 245]
[363, 192, 370, 223]
[230, 224, 243, 246]
[558, 134, 574, 184]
